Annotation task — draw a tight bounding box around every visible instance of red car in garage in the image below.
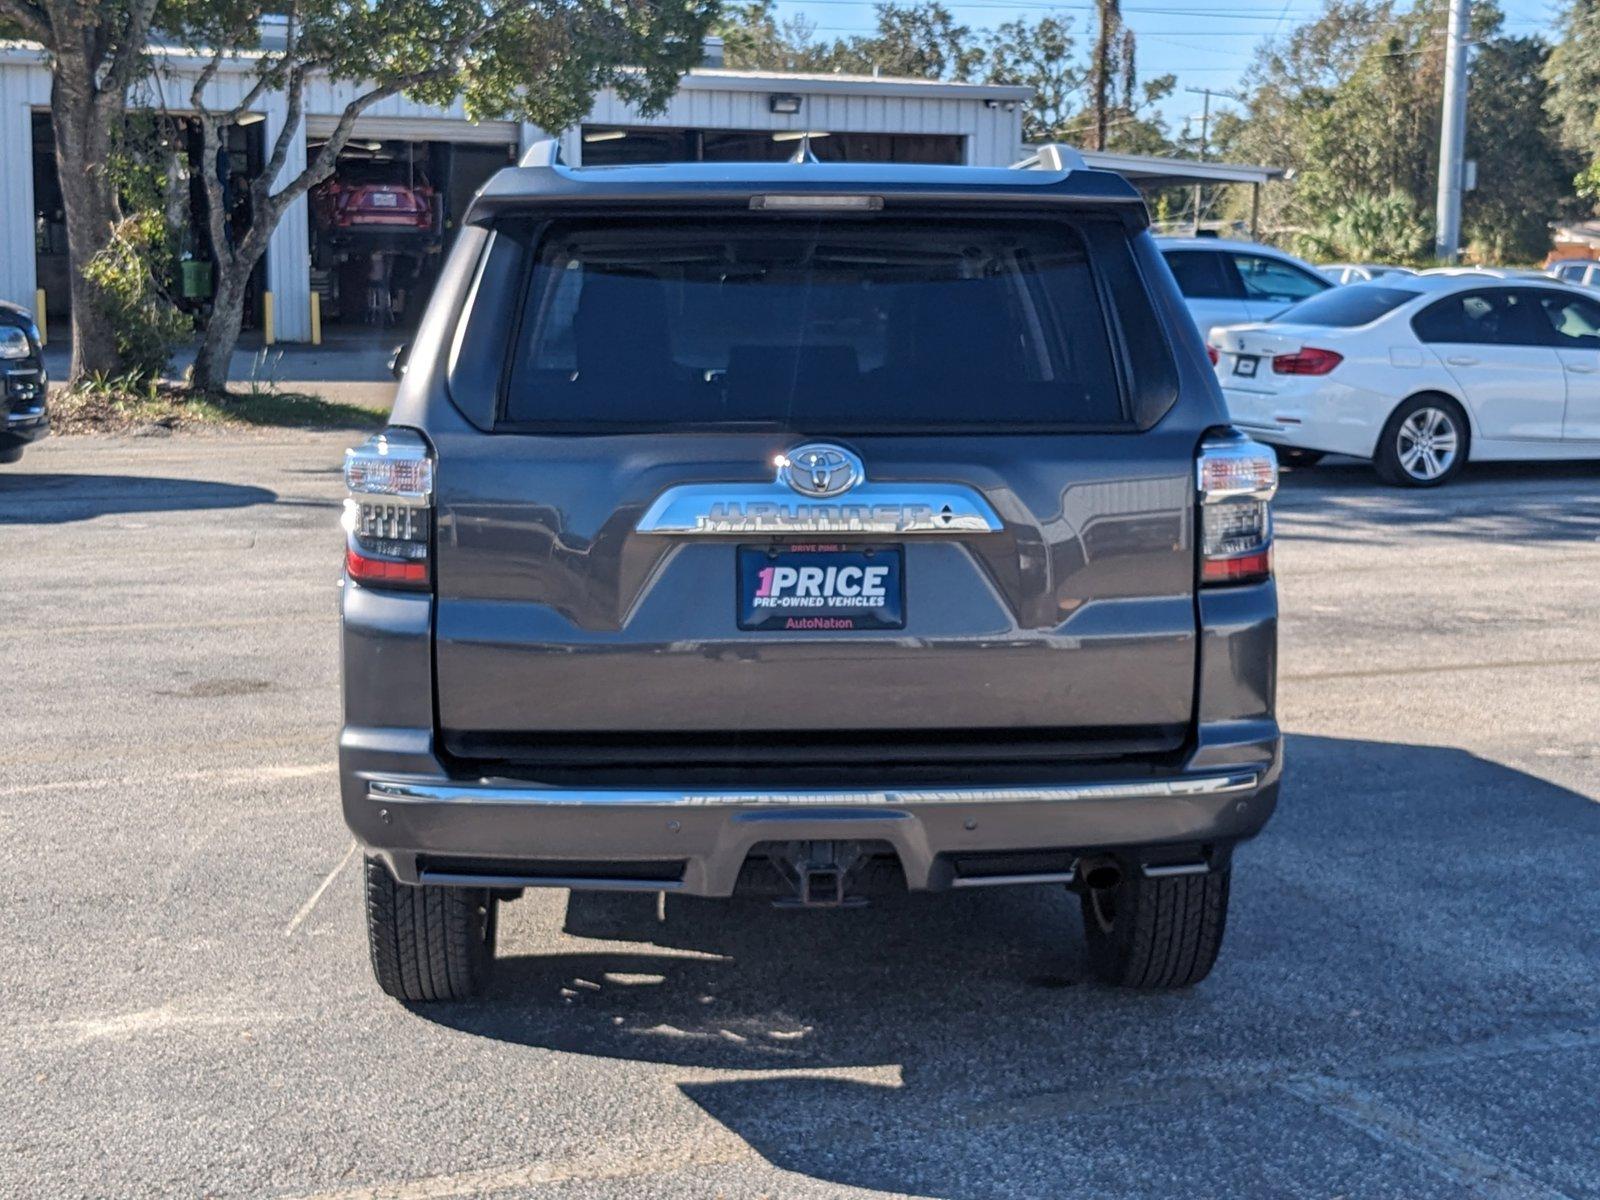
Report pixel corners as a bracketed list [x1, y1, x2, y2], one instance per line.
[311, 165, 441, 252]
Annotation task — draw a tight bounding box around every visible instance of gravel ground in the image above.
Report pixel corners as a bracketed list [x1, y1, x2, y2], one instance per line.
[2, 435, 1597, 1200]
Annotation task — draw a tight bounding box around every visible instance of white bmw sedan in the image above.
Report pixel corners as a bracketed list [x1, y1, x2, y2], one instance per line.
[1208, 273, 1600, 486]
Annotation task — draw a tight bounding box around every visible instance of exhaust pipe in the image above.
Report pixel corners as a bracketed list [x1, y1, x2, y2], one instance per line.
[1078, 857, 1124, 891]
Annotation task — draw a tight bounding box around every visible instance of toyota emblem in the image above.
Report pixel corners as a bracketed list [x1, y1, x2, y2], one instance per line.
[776, 444, 864, 498]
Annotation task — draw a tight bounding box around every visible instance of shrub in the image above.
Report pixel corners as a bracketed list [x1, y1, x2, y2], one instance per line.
[80, 211, 190, 383]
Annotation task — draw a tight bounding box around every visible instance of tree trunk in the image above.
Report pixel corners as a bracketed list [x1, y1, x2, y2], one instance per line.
[189, 258, 251, 393]
[49, 62, 124, 382]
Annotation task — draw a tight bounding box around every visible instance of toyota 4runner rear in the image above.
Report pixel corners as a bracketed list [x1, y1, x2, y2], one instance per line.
[341, 143, 1282, 1001]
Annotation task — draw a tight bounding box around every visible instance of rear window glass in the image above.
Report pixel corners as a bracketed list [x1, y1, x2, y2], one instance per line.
[1270, 285, 1418, 327]
[501, 219, 1132, 429]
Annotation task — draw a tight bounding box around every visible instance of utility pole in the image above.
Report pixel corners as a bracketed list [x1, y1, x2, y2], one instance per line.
[1185, 87, 1240, 236]
[1434, 0, 1471, 262]
[1091, 0, 1119, 151]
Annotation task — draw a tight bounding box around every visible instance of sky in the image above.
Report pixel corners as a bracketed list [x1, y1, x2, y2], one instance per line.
[769, 0, 1567, 144]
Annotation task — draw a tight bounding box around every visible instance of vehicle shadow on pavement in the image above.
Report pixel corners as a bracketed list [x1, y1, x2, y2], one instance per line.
[0, 472, 276, 524]
[1275, 460, 1600, 545]
[418, 734, 1600, 1198]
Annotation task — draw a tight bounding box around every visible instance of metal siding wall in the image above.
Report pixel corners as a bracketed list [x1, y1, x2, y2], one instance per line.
[0, 64, 47, 311]
[263, 97, 311, 342]
[570, 84, 1022, 166]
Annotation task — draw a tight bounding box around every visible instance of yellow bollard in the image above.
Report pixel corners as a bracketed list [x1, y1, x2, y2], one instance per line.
[34, 290, 46, 345]
[310, 291, 321, 346]
[263, 291, 275, 346]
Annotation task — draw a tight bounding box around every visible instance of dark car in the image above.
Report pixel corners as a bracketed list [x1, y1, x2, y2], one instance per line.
[0, 301, 48, 464]
[340, 144, 1282, 1001]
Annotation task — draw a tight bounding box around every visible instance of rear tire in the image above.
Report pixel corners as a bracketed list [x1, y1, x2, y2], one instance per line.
[0, 445, 23, 465]
[364, 855, 497, 1002]
[1081, 867, 1231, 989]
[1373, 396, 1468, 487]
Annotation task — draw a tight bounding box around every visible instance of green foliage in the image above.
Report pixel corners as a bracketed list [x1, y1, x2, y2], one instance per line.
[161, 0, 720, 131]
[1544, 0, 1600, 212]
[1579, 160, 1600, 204]
[981, 15, 1079, 141]
[718, 1, 1174, 151]
[1469, 36, 1583, 259]
[720, 1, 981, 81]
[716, 2, 831, 72]
[80, 213, 189, 383]
[1295, 189, 1432, 261]
[1216, 0, 1576, 261]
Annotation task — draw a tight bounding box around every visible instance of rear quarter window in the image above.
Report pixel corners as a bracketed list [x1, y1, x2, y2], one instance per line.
[492, 216, 1175, 432]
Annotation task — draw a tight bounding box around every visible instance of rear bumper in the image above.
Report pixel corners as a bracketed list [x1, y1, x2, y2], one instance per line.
[343, 737, 1281, 894]
[1222, 379, 1387, 460]
[339, 567, 1281, 897]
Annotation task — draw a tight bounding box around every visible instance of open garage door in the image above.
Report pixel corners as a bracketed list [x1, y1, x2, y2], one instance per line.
[307, 133, 513, 335]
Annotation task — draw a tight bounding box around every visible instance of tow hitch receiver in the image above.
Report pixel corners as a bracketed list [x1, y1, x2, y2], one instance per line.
[770, 841, 870, 908]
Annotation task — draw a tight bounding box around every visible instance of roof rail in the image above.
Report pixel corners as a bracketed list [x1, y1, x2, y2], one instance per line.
[519, 138, 566, 168]
[1012, 143, 1087, 174]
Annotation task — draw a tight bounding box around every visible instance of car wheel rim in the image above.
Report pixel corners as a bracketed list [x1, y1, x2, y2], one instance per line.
[1397, 407, 1459, 480]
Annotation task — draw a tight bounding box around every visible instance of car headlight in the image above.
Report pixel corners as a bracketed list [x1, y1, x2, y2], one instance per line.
[0, 326, 30, 360]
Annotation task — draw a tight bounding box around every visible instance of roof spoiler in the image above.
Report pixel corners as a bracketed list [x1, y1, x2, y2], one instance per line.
[1012, 143, 1087, 174]
[519, 138, 566, 168]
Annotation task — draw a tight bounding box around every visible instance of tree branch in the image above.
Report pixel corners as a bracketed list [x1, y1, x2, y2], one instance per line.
[189, 46, 228, 111]
[101, 0, 161, 99]
[0, 0, 51, 45]
[195, 114, 236, 277]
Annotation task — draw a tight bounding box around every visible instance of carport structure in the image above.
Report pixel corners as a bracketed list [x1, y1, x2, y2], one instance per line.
[1077, 149, 1286, 239]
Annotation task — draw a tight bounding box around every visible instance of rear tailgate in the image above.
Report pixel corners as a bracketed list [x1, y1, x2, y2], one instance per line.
[431, 431, 1198, 761]
[430, 211, 1200, 767]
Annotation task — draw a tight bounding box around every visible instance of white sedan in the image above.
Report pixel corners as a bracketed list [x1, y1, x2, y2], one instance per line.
[1208, 273, 1600, 486]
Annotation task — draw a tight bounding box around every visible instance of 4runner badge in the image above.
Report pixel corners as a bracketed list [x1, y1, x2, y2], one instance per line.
[634, 448, 1004, 536]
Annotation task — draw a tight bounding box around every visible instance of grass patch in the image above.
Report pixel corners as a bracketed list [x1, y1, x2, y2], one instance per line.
[50, 379, 387, 435]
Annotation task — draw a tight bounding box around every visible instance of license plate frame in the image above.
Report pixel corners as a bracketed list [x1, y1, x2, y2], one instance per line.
[1233, 355, 1260, 378]
[737, 543, 905, 631]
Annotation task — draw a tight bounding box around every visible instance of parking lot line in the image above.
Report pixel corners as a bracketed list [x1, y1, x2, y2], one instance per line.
[1284, 654, 1600, 682]
[1279, 1075, 1569, 1200]
[0, 761, 332, 799]
[286, 840, 358, 935]
[280, 1139, 756, 1200]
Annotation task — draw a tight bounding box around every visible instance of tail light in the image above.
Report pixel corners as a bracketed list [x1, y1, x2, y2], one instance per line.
[1206, 345, 1219, 366]
[1272, 347, 1342, 375]
[1197, 435, 1277, 587]
[342, 428, 433, 590]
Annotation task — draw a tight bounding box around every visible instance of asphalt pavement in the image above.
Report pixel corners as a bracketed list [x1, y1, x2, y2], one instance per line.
[3, 435, 1598, 1199]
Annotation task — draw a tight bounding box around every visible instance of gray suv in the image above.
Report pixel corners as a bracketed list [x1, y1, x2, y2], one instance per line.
[340, 144, 1282, 1001]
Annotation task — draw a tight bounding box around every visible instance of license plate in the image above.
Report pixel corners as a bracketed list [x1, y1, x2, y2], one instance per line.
[370, 192, 400, 207]
[738, 544, 904, 631]
[1233, 355, 1259, 378]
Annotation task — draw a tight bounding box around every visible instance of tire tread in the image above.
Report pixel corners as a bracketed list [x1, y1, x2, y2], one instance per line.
[364, 856, 494, 1002]
[1082, 868, 1230, 989]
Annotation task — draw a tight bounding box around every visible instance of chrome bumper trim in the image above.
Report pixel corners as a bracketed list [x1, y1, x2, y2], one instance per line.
[367, 772, 1261, 808]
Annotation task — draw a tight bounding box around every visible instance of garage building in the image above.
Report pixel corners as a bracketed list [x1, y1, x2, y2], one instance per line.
[0, 40, 1028, 344]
